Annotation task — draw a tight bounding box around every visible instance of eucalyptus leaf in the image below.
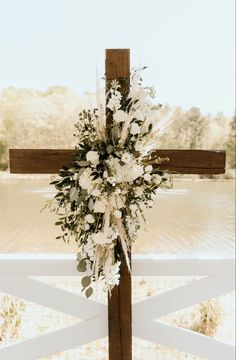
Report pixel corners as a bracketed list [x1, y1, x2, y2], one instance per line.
[70, 187, 78, 201]
[81, 276, 91, 288]
[88, 198, 94, 211]
[77, 259, 87, 272]
[76, 160, 90, 167]
[85, 287, 93, 298]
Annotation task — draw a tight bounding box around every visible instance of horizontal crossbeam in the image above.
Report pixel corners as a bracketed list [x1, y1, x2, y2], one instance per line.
[9, 149, 225, 174]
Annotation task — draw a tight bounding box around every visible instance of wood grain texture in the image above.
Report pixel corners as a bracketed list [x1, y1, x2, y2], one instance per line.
[9, 149, 226, 174]
[106, 49, 132, 360]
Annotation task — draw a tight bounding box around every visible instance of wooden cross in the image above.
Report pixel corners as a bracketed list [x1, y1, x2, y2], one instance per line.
[9, 49, 226, 360]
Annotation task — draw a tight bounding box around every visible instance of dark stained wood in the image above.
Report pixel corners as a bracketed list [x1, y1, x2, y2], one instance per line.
[9, 149, 226, 174]
[106, 49, 130, 85]
[9, 149, 75, 174]
[106, 49, 132, 360]
[149, 149, 226, 174]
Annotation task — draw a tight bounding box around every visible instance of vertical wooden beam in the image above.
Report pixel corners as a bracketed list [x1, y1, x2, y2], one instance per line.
[106, 49, 132, 360]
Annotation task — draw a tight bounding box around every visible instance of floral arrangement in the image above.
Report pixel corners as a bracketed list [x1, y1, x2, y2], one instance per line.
[48, 70, 171, 297]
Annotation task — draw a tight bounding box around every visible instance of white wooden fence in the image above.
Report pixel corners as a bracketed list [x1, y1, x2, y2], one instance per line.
[0, 254, 235, 360]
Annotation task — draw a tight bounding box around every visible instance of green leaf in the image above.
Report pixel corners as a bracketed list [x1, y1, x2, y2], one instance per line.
[50, 180, 60, 185]
[81, 276, 91, 288]
[88, 198, 94, 211]
[55, 221, 63, 226]
[55, 192, 63, 198]
[70, 187, 78, 201]
[77, 259, 87, 272]
[85, 287, 93, 298]
[76, 160, 90, 167]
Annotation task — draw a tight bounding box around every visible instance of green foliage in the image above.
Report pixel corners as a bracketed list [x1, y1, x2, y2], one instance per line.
[225, 117, 236, 169]
[0, 139, 8, 170]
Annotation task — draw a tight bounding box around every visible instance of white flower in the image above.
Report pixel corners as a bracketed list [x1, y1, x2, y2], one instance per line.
[85, 214, 95, 224]
[91, 232, 112, 245]
[114, 210, 122, 218]
[129, 204, 137, 211]
[113, 110, 129, 123]
[91, 188, 101, 197]
[86, 151, 99, 164]
[130, 122, 140, 135]
[103, 170, 108, 178]
[135, 187, 143, 196]
[121, 152, 132, 163]
[107, 176, 116, 185]
[153, 174, 162, 185]
[103, 259, 121, 288]
[144, 173, 152, 182]
[79, 169, 93, 190]
[106, 157, 143, 183]
[94, 199, 107, 213]
[132, 164, 144, 180]
[145, 165, 153, 173]
[107, 94, 121, 111]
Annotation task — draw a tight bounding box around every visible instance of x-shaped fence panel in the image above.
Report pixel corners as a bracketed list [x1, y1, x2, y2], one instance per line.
[0, 254, 235, 360]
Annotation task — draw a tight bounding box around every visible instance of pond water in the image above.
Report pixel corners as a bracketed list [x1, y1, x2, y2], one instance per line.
[0, 178, 235, 255]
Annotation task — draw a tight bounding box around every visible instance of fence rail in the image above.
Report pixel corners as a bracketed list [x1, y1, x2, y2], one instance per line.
[0, 254, 235, 360]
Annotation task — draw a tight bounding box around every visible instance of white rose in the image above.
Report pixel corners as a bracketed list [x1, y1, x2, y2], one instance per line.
[130, 122, 140, 135]
[145, 165, 153, 173]
[121, 152, 132, 163]
[94, 200, 106, 213]
[86, 151, 99, 164]
[144, 173, 152, 182]
[91, 188, 101, 197]
[113, 110, 128, 123]
[114, 210, 122, 218]
[85, 214, 95, 224]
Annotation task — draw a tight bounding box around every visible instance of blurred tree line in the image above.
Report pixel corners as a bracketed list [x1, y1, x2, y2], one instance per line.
[0, 87, 235, 176]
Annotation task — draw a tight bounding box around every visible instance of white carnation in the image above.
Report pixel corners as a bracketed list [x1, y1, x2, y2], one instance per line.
[86, 151, 99, 164]
[130, 122, 140, 135]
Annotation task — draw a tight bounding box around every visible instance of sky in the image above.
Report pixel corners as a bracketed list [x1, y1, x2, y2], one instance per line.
[0, 0, 235, 116]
